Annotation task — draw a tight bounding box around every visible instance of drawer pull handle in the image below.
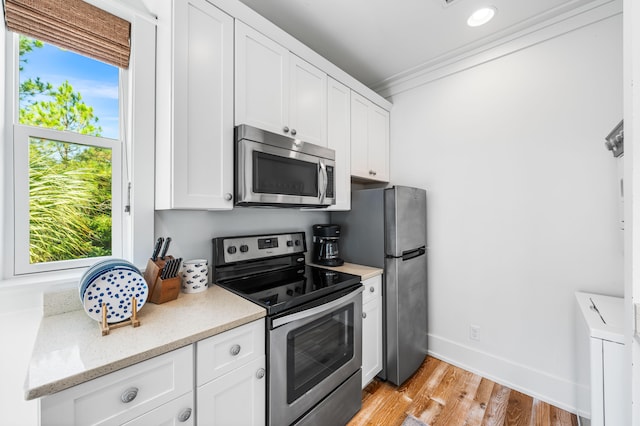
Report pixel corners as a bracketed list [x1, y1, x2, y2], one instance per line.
[256, 368, 266, 379]
[230, 344, 241, 356]
[120, 387, 139, 403]
[178, 408, 192, 422]
[369, 286, 375, 292]
[362, 312, 367, 319]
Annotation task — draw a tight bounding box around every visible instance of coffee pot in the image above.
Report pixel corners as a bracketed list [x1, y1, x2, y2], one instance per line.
[312, 224, 344, 266]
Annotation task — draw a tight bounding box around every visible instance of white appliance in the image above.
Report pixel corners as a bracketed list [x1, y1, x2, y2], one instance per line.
[575, 292, 627, 426]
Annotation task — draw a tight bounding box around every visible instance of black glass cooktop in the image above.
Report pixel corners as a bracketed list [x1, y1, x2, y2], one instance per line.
[217, 265, 361, 315]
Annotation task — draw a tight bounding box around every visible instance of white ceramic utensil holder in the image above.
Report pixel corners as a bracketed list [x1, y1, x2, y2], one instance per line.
[180, 259, 208, 294]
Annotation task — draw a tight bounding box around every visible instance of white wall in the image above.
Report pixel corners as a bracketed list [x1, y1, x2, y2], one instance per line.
[389, 15, 623, 412]
[155, 209, 328, 263]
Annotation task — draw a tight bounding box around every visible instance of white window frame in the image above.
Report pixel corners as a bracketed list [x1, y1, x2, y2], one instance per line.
[1, 0, 156, 283]
[13, 124, 123, 274]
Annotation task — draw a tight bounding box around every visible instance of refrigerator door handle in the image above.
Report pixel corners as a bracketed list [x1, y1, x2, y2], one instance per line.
[401, 247, 426, 261]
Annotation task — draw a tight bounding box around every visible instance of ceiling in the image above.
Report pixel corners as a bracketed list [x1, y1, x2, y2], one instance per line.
[237, 0, 607, 91]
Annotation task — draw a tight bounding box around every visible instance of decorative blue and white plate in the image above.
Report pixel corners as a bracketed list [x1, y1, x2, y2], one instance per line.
[81, 267, 147, 323]
[79, 259, 141, 300]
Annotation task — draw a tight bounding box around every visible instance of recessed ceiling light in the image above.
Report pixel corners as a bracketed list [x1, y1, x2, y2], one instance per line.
[467, 7, 497, 27]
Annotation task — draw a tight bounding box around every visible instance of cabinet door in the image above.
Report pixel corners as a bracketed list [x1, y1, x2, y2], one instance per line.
[325, 78, 351, 211]
[123, 392, 194, 426]
[289, 55, 327, 146]
[350, 91, 370, 179]
[161, 0, 234, 209]
[603, 341, 628, 425]
[235, 21, 289, 136]
[361, 276, 383, 388]
[197, 356, 266, 426]
[368, 104, 390, 182]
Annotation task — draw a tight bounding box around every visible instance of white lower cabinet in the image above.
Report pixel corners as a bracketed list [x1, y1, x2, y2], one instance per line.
[197, 356, 266, 425]
[39, 319, 266, 426]
[361, 275, 383, 388]
[196, 320, 266, 425]
[40, 345, 194, 426]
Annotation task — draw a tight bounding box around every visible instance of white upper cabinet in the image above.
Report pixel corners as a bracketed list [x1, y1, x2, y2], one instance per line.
[155, 0, 234, 210]
[325, 78, 351, 210]
[289, 55, 328, 146]
[235, 21, 328, 147]
[351, 92, 390, 182]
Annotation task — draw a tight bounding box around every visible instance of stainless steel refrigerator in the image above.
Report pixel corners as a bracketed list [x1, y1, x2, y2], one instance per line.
[331, 185, 427, 385]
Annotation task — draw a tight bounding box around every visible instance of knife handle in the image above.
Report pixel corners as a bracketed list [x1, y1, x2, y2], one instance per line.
[160, 237, 172, 260]
[152, 237, 163, 261]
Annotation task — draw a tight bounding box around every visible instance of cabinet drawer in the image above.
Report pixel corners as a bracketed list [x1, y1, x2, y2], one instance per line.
[197, 319, 265, 385]
[123, 391, 194, 426]
[362, 275, 382, 304]
[40, 345, 193, 426]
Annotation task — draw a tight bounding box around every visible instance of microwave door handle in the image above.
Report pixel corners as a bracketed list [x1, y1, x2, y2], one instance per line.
[318, 161, 327, 204]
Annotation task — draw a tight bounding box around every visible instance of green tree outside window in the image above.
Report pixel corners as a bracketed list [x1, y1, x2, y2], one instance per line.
[19, 36, 114, 264]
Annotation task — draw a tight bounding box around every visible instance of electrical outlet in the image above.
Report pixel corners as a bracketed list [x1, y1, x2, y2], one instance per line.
[469, 325, 480, 341]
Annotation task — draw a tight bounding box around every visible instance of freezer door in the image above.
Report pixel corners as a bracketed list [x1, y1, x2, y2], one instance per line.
[385, 186, 427, 257]
[384, 250, 428, 385]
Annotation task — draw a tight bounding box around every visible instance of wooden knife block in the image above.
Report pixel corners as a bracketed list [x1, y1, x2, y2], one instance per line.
[143, 257, 181, 304]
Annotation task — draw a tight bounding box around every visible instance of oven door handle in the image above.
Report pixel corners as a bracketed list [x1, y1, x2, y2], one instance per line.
[271, 286, 364, 328]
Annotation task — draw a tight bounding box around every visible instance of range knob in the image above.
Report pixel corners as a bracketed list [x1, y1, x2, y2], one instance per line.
[287, 240, 293, 247]
[294, 240, 301, 246]
[227, 246, 237, 254]
[240, 244, 249, 253]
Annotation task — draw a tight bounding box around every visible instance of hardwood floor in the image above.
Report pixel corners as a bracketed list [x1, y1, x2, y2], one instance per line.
[348, 356, 578, 426]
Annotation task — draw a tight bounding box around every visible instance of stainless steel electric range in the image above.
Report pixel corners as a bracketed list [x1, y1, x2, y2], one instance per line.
[212, 232, 363, 426]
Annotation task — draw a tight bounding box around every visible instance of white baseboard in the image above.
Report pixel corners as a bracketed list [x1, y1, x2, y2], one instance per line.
[427, 333, 589, 415]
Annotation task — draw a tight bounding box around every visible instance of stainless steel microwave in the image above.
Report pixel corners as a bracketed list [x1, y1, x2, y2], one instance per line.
[235, 124, 336, 207]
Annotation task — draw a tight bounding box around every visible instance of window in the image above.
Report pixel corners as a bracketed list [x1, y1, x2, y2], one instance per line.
[13, 36, 123, 274]
[3, 1, 156, 280]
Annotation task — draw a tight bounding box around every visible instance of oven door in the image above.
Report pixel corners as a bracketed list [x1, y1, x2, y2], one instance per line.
[268, 285, 363, 426]
[236, 138, 335, 207]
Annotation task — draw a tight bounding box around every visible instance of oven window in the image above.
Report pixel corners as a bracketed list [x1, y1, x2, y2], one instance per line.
[253, 152, 318, 196]
[286, 305, 354, 403]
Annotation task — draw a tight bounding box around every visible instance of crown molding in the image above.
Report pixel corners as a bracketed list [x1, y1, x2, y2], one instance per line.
[374, 0, 622, 99]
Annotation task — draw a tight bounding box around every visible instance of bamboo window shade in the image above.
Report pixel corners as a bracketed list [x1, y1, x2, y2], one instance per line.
[3, 0, 130, 68]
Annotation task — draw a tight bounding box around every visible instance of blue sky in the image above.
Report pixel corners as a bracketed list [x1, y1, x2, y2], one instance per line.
[20, 41, 120, 139]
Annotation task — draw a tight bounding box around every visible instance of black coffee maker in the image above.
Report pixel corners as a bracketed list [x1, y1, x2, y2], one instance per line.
[312, 224, 344, 266]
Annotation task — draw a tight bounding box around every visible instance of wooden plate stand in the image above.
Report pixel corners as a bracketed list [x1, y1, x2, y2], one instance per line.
[100, 297, 141, 336]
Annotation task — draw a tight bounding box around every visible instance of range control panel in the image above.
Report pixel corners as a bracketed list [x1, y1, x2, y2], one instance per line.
[213, 232, 306, 264]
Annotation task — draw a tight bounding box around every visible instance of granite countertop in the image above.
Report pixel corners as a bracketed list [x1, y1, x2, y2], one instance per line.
[310, 262, 383, 280]
[25, 285, 265, 400]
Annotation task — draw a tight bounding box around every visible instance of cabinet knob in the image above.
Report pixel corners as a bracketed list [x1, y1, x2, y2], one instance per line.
[224, 193, 232, 201]
[120, 387, 139, 403]
[177, 408, 192, 422]
[256, 368, 266, 379]
[283, 126, 290, 133]
[291, 129, 297, 136]
[362, 312, 367, 319]
[230, 344, 241, 356]
[369, 286, 375, 293]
